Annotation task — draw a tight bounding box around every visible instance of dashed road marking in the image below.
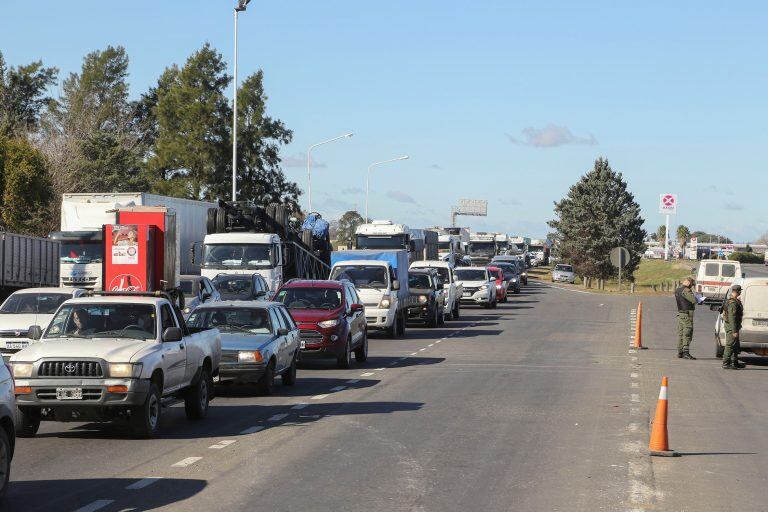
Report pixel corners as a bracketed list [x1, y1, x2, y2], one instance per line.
[360, 372, 374, 377]
[209, 440, 237, 449]
[74, 500, 115, 512]
[630, 394, 640, 403]
[630, 382, 639, 388]
[409, 353, 418, 356]
[374, 368, 385, 371]
[435, 340, 442, 344]
[268, 413, 289, 422]
[329, 386, 346, 392]
[291, 403, 308, 410]
[240, 426, 265, 434]
[126, 477, 162, 490]
[172, 457, 202, 468]
[311, 394, 329, 400]
[631, 372, 639, 378]
[428, 343, 434, 347]
[419, 348, 427, 352]
[346, 379, 360, 384]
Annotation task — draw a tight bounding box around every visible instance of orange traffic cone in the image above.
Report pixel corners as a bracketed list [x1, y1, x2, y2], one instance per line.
[649, 376, 678, 457]
[634, 301, 647, 349]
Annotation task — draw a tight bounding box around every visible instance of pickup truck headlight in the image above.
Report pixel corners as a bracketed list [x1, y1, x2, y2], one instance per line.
[379, 296, 391, 309]
[318, 318, 340, 328]
[418, 295, 428, 304]
[11, 363, 33, 378]
[238, 350, 264, 363]
[109, 363, 143, 378]
[511, 278, 518, 282]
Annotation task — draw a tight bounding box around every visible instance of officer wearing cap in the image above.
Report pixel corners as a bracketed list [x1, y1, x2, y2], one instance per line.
[722, 285, 745, 369]
[675, 277, 698, 359]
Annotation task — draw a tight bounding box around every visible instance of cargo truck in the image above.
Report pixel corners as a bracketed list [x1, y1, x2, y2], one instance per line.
[468, 232, 497, 266]
[0, 231, 60, 300]
[51, 193, 214, 290]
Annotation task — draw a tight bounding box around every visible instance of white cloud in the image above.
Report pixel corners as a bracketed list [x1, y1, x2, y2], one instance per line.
[507, 124, 598, 148]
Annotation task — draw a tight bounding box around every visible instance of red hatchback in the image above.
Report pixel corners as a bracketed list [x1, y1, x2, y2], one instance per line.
[487, 266, 509, 303]
[275, 280, 368, 368]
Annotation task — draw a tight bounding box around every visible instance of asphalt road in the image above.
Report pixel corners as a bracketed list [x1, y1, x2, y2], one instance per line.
[743, 262, 768, 278]
[6, 282, 768, 511]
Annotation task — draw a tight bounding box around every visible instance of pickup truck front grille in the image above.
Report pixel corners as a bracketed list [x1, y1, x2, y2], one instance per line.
[38, 361, 104, 377]
[36, 388, 103, 401]
[0, 331, 28, 339]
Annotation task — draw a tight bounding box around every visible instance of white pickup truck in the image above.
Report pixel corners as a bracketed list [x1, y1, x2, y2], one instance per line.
[410, 260, 463, 320]
[10, 293, 221, 438]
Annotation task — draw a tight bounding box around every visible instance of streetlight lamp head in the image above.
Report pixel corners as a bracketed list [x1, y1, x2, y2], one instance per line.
[344, 133, 354, 138]
[236, 0, 251, 11]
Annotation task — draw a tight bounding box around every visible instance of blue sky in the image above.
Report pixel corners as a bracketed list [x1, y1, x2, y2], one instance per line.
[2, 1, 766, 241]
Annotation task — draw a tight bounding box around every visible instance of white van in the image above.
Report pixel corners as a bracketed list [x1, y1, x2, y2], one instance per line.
[695, 259, 742, 303]
[714, 278, 768, 357]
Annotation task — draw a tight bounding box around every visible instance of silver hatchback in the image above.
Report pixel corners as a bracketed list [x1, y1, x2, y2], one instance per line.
[552, 264, 575, 284]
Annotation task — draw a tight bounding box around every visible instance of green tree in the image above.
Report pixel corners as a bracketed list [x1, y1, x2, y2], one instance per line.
[657, 224, 666, 243]
[0, 138, 53, 235]
[0, 51, 58, 137]
[676, 225, 690, 246]
[548, 157, 646, 280]
[336, 210, 365, 245]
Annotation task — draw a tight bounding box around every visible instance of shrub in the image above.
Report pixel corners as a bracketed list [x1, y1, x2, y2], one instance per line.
[728, 252, 763, 264]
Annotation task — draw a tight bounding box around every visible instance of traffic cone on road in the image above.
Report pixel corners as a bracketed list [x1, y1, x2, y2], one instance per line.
[649, 376, 678, 457]
[634, 301, 647, 349]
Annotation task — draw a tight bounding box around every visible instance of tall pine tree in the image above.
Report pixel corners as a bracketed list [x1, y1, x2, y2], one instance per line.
[548, 158, 646, 280]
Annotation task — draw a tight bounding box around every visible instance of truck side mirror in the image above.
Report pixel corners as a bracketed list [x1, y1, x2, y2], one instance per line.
[392, 280, 401, 291]
[28, 325, 42, 340]
[162, 327, 183, 343]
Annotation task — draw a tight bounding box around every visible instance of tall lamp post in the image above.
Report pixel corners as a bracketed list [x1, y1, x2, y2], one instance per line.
[307, 132, 353, 212]
[365, 156, 409, 221]
[232, 0, 251, 202]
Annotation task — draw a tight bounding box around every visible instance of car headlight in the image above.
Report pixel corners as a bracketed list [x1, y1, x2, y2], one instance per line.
[184, 307, 191, 314]
[11, 363, 33, 378]
[479, 285, 488, 291]
[511, 278, 518, 282]
[318, 318, 340, 328]
[379, 296, 391, 309]
[418, 295, 428, 304]
[238, 350, 264, 363]
[109, 363, 143, 378]
[522, 272, 527, 276]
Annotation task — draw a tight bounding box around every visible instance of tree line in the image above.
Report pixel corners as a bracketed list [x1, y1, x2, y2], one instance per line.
[0, 44, 299, 236]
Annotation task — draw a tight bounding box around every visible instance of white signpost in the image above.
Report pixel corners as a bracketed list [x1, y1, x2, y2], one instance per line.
[659, 193, 678, 260]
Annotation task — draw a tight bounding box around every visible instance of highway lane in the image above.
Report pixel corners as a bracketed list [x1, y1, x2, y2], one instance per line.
[743, 262, 768, 278]
[9, 282, 764, 511]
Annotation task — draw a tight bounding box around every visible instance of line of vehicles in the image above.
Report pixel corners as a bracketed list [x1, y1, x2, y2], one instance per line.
[0, 192, 546, 498]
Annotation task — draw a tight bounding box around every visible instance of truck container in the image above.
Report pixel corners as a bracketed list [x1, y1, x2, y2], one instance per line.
[51, 193, 214, 289]
[0, 231, 60, 299]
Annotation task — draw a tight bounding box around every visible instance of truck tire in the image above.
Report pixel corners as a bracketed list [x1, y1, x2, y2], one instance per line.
[337, 337, 352, 369]
[0, 427, 10, 500]
[14, 407, 40, 438]
[354, 331, 369, 362]
[282, 351, 297, 386]
[215, 207, 227, 233]
[130, 383, 161, 439]
[184, 368, 211, 420]
[206, 208, 217, 234]
[256, 361, 276, 396]
[398, 310, 407, 336]
[715, 335, 724, 358]
[427, 306, 438, 328]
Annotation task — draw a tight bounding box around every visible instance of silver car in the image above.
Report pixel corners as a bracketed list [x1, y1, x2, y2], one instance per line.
[0, 358, 14, 499]
[180, 275, 221, 317]
[551, 264, 575, 284]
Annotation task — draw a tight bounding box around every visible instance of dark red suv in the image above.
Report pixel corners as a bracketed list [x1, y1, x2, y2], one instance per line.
[275, 280, 368, 368]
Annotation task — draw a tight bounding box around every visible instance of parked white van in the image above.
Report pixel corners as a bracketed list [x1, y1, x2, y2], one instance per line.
[713, 278, 768, 357]
[695, 259, 742, 303]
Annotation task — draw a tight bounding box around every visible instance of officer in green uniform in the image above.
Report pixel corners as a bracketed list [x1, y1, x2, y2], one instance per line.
[722, 285, 745, 369]
[675, 277, 697, 359]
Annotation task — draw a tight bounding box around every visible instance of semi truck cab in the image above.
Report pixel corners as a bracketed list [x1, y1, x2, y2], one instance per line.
[200, 233, 284, 293]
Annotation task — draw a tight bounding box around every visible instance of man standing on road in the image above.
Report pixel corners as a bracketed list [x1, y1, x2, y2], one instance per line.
[675, 277, 697, 359]
[722, 285, 745, 370]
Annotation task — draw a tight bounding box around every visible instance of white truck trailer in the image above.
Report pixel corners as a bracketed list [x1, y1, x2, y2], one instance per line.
[50, 193, 214, 290]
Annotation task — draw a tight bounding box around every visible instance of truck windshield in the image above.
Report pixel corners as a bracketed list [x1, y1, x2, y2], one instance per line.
[203, 244, 271, 268]
[330, 265, 388, 289]
[356, 235, 407, 250]
[45, 304, 157, 340]
[455, 269, 487, 281]
[0, 293, 71, 314]
[187, 307, 271, 335]
[408, 274, 432, 289]
[497, 242, 509, 252]
[275, 288, 342, 310]
[437, 241, 452, 250]
[469, 242, 496, 255]
[60, 241, 103, 264]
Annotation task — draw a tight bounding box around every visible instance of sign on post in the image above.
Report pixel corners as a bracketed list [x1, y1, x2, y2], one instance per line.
[659, 194, 677, 215]
[610, 247, 631, 291]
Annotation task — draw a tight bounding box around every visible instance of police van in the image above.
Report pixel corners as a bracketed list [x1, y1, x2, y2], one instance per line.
[695, 259, 743, 304]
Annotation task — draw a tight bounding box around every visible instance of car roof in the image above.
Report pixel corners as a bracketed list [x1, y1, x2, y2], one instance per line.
[281, 279, 344, 289]
[213, 273, 261, 281]
[409, 268, 435, 274]
[11, 287, 82, 295]
[63, 296, 164, 305]
[455, 266, 485, 271]
[194, 300, 282, 309]
[180, 275, 206, 281]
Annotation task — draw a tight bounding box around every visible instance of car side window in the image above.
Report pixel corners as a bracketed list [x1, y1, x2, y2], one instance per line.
[262, 277, 270, 292]
[277, 306, 296, 330]
[268, 309, 283, 333]
[343, 286, 353, 313]
[161, 305, 177, 331]
[349, 286, 361, 305]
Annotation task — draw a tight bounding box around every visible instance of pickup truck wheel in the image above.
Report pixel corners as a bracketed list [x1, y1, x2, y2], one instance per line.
[14, 407, 40, 438]
[354, 331, 369, 362]
[184, 368, 211, 420]
[257, 361, 276, 396]
[0, 427, 10, 499]
[452, 302, 460, 320]
[282, 351, 298, 386]
[438, 307, 446, 326]
[396, 311, 406, 337]
[385, 319, 397, 339]
[490, 299, 498, 309]
[130, 384, 161, 439]
[337, 337, 352, 369]
[715, 335, 724, 358]
[427, 306, 438, 328]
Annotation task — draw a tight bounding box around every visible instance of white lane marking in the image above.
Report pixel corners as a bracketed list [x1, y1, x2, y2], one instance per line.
[628, 349, 637, 354]
[546, 284, 592, 294]
[374, 368, 385, 371]
[172, 457, 202, 468]
[630, 372, 639, 378]
[311, 394, 329, 400]
[630, 382, 639, 388]
[631, 356, 638, 362]
[126, 477, 162, 490]
[268, 413, 289, 422]
[209, 440, 237, 449]
[630, 394, 640, 403]
[630, 407, 640, 415]
[74, 500, 115, 512]
[240, 425, 265, 434]
[360, 372, 374, 377]
[346, 379, 360, 384]
[428, 343, 434, 347]
[435, 340, 442, 344]
[291, 403, 308, 410]
[419, 348, 427, 352]
[329, 386, 346, 392]
[409, 352, 418, 356]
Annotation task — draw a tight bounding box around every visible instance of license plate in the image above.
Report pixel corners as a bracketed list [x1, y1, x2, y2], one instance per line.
[300, 340, 306, 349]
[754, 319, 768, 327]
[463, 292, 471, 297]
[56, 388, 82, 400]
[6, 341, 28, 350]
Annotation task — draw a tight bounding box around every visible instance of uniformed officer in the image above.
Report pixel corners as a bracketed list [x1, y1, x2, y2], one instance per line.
[722, 285, 745, 369]
[675, 277, 697, 359]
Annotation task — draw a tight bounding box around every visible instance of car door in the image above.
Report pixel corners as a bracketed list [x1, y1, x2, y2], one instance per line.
[269, 308, 288, 371]
[277, 305, 299, 362]
[343, 284, 362, 345]
[161, 304, 187, 392]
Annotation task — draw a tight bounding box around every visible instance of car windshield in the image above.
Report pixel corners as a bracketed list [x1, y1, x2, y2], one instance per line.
[203, 244, 271, 268]
[455, 269, 487, 281]
[187, 307, 271, 334]
[275, 287, 342, 310]
[45, 304, 157, 340]
[213, 276, 257, 300]
[60, 240, 103, 264]
[330, 265, 388, 289]
[409, 274, 432, 289]
[555, 265, 573, 272]
[0, 293, 71, 314]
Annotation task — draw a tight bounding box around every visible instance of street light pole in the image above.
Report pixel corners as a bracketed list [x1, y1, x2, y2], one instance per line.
[306, 132, 353, 212]
[232, 0, 251, 202]
[365, 156, 409, 221]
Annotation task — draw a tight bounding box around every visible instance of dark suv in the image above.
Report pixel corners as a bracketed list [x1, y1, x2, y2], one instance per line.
[275, 280, 367, 368]
[212, 273, 270, 301]
[406, 268, 445, 328]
